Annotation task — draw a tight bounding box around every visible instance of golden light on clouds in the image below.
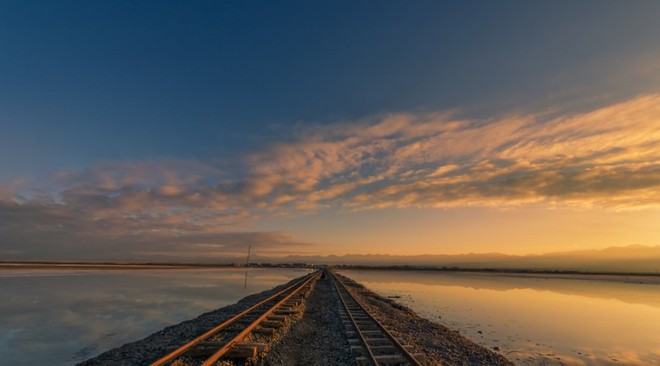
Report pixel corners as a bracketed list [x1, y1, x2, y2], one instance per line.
[1, 95, 659, 258]
[245, 94, 660, 211]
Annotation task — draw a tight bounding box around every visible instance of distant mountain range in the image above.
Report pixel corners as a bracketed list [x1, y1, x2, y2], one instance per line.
[251, 245, 660, 274]
[4, 245, 659, 274]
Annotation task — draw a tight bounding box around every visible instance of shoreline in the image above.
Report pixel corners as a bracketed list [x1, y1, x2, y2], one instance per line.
[3, 262, 659, 285]
[343, 268, 660, 285]
[0, 262, 231, 270]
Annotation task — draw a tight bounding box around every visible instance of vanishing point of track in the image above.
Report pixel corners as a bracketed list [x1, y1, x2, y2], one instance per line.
[330, 271, 424, 366]
[151, 270, 320, 366]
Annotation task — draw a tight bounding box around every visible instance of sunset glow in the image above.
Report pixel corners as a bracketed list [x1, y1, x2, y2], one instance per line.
[1, 1, 659, 261]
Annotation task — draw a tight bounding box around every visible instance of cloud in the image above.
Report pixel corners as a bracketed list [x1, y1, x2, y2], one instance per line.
[0, 198, 310, 260]
[1, 95, 659, 259]
[238, 94, 660, 210]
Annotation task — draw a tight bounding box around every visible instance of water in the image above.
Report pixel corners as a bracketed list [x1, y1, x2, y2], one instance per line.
[0, 267, 308, 366]
[339, 270, 660, 366]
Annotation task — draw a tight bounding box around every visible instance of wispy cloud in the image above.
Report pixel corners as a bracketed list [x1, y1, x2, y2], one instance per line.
[0, 196, 310, 260]
[1, 95, 659, 259]
[242, 94, 660, 210]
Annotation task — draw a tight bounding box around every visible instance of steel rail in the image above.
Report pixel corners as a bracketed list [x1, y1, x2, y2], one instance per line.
[331, 273, 379, 365]
[331, 271, 423, 366]
[151, 270, 319, 366]
[201, 270, 320, 366]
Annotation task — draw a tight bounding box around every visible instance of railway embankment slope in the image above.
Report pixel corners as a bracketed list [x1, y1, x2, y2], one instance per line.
[79, 272, 512, 366]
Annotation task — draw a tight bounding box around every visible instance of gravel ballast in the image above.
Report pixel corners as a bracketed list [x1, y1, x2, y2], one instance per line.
[79, 271, 513, 366]
[76, 276, 307, 366]
[333, 273, 513, 366]
[264, 276, 355, 365]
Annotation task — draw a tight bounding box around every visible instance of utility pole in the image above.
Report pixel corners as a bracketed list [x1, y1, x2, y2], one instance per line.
[243, 245, 251, 289]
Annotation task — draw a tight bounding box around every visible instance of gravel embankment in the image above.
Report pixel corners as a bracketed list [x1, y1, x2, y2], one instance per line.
[334, 273, 514, 366]
[77, 276, 307, 366]
[265, 276, 355, 365]
[79, 271, 513, 366]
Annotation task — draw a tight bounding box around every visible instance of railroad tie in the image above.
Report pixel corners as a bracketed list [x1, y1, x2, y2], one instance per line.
[149, 270, 321, 366]
[330, 271, 424, 366]
[261, 320, 285, 328]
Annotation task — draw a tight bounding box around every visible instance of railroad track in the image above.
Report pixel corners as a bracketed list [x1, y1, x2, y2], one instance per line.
[151, 270, 320, 366]
[330, 271, 425, 366]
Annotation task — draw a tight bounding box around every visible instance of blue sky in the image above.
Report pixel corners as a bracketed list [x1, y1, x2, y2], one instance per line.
[1, 1, 659, 260]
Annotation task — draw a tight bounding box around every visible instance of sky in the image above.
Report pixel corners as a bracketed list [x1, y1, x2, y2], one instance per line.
[1, 1, 659, 261]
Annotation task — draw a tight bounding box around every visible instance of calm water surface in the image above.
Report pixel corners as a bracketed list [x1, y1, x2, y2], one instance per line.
[0, 267, 308, 366]
[340, 270, 660, 366]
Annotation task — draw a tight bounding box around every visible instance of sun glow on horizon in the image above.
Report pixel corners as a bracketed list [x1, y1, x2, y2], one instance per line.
[1, 2, 660, 263]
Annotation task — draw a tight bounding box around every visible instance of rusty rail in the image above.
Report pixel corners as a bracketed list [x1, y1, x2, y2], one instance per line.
[151, 270, 320, 366]
[330, 271, 423, 366]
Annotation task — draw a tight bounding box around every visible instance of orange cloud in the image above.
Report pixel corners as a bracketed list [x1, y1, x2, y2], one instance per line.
[2, 95, 659, 259]
[242, 94, 660, 210]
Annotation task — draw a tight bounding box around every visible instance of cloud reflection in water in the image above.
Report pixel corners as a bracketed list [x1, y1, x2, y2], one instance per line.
[0, 268, 307, 366]
[340, 270, 660, 366]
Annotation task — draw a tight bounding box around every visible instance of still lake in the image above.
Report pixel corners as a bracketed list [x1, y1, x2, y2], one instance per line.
[0, 267, 308, 366]
[3, 267, 659, 366]
[339, 269, 660, 366]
